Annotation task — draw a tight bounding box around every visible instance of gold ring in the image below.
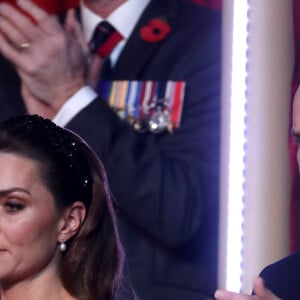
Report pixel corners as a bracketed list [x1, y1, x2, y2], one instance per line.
[19, 42, 31, 49]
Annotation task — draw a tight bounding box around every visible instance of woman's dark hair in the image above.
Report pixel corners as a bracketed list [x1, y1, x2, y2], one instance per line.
[0, 114, 124, 300]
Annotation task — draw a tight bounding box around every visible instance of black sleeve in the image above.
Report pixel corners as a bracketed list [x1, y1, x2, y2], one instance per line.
[0, 55, 26, 122]
[259, 252, 300, 299]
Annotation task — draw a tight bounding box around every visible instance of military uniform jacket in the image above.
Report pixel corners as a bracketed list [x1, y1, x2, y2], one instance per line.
[68, 1, 221, 299]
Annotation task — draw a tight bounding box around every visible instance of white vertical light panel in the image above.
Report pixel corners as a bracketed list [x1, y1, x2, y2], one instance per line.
[219, 0, 293, 293]
[219, 0, 250, 292]
[242, 0, 292, 292]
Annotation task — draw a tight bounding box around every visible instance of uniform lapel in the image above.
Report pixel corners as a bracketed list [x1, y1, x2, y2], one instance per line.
[111, 0, 179, 79]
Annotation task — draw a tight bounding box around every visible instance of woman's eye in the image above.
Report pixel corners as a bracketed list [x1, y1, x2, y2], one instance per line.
[4, 202, 25, 212]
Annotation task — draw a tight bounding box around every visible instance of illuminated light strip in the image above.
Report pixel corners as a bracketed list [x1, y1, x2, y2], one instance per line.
[225, 0, 250, 292]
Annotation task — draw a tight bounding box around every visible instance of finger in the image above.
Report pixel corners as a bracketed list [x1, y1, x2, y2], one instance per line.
[65, 9, 78, 34]
[0, 31, 35, 74]
[86, 55, 103, 88]
[215, 290, 239, 300]
[65, 9, 88, 54]
[0, 2, 39, 41]
[0, 15, 29, 48]
[16, 0, 48, 24]
[252, 277, 267, 297]
[16, 0, 62, 36]
[0, 31, 23, 64]
[215, 290, 255, 300]
[215, 290, 232, 300]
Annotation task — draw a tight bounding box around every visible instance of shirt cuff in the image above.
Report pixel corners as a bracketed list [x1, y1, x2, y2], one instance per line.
[52, 86, 98, 127]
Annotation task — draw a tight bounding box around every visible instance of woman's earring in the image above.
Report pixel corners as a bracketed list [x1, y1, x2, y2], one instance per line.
[59, 241, 67, 252]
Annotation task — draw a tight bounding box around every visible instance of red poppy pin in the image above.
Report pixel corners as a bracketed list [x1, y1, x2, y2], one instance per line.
[140, 18, 171, 43]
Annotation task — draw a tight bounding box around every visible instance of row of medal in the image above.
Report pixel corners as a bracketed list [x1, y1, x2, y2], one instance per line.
[98, 80, 186, 134]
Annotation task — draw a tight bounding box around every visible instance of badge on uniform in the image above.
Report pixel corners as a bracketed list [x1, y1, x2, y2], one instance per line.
[98, 81, 186, 134]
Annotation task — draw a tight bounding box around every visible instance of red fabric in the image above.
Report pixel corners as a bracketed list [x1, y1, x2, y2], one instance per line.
[0, 0, 79, 14]
[97, 31, 123, 58]
[61, 0, 79, 11]
[140, 19, 171, 43]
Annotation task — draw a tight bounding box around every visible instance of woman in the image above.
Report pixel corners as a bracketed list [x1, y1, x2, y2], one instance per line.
[0, 114, 124, 300]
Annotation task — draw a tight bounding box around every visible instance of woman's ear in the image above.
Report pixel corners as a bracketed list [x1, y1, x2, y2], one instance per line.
[57, 201, 86, 242]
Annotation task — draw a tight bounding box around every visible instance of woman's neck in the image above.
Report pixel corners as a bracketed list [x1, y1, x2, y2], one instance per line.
[0, 267, 75, 300]
[83, 0, 127, 18]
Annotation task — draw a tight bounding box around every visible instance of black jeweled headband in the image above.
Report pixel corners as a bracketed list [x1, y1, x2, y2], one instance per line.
[0, 114, 93, 205]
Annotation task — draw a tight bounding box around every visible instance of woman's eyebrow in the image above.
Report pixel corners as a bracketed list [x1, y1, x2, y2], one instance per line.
[0, 188, 31, 196]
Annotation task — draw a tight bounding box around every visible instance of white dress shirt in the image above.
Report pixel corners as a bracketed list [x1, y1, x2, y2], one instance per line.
[53, 0, 150, 126]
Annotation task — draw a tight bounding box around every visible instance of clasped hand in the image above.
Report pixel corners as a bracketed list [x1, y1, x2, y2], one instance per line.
[0, 0, 88, 118]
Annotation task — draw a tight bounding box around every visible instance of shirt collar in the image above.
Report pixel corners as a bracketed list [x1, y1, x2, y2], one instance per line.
[81, 0, 151, 42]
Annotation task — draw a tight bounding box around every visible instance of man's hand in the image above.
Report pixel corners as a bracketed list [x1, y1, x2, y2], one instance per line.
[21, 83, 57, 119]
[215, 277, 281, 300]
[0, 0, 87, 115]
